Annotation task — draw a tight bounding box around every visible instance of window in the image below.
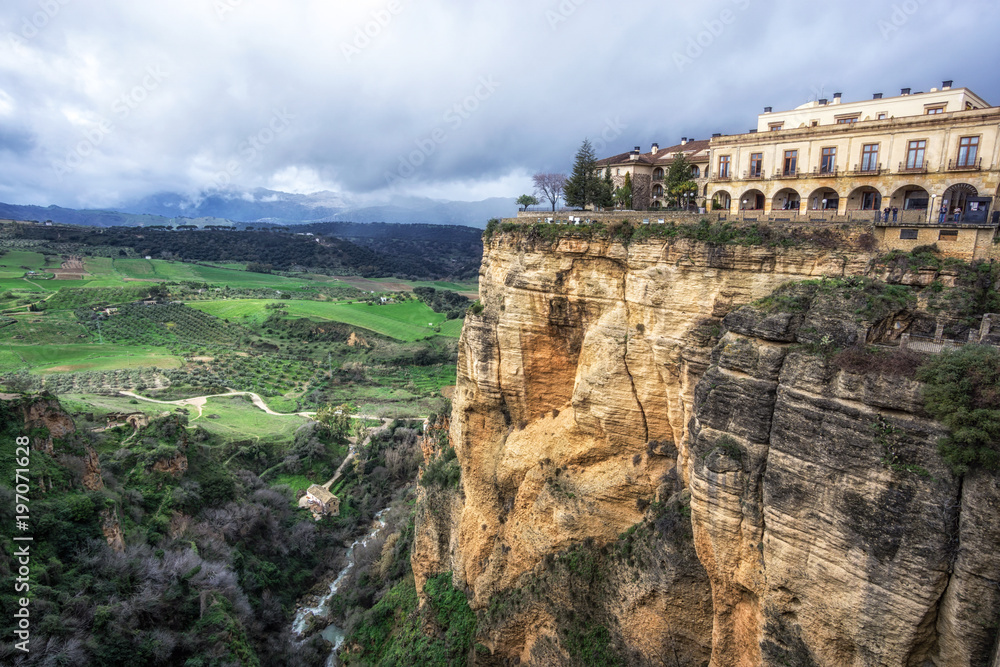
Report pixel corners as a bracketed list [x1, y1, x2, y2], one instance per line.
[769, 123, 783, 131]
[877, 113, 887, 120]
[836, 115, 859, 124]
[900, 229, 919, 240]
[616, 168, 620, 175]
[749, 153, 763, 177]
[783, 150, 797, 176]
[906, 140, 926, 169]
[926, 107, 945, 115]
[861, 144, 879, 172]
[938, 229, 959, 242]
[718, 155, 730, 178]
[690, 165, 700, 178]
[957, 136, 980, 167]
[820, 147, 836, 173]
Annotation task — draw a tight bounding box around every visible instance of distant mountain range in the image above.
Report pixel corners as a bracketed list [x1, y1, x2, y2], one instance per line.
[0, 189, 516, 228]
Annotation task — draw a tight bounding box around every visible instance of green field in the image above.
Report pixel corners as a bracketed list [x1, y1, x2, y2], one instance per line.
[0, 250, 53, 277]
[189, 299, 460, 341]
[0, 343, 180, 373]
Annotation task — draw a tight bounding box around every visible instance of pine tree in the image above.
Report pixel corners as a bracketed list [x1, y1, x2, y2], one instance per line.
[615, 172, 633, 209]
[563, 139, 603, 209]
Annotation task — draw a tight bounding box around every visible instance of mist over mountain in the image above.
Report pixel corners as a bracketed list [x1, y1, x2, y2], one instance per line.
[0, 189, 515, 229]
[118, 189, 515, 227]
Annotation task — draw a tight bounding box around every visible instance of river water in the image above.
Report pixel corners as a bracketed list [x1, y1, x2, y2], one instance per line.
[292, 508, 390, 666]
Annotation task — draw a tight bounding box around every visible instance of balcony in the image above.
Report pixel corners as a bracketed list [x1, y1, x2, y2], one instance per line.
[811, 166, 839, 178]
[946, 157, 982, 171]
[713, 172, 732, 182]
[742, 169, 766, 180]
[850, 163, 882, 176]
[898, 161, 928, 174]
[773, 169, 801, 179]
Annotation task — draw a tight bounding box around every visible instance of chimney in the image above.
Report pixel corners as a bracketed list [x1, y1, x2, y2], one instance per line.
[819, 98, 828, 106]
[630, 146, 640, 161]
[712, 133, 722, 137]
[942, 80, 953, 90]
[833, 92, 842, 104]
[651, 142, 659, 154]
[901, 87, 911, 95]
[764, 106, 772, 113]
[680, 137, 688, 145]
[873, 92, 883, 99]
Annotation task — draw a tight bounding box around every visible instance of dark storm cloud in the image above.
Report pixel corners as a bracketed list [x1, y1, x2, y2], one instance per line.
[0, 0, 998, 208]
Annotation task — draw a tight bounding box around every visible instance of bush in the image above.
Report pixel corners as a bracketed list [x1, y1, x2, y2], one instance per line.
[917, 345, 1000, 474]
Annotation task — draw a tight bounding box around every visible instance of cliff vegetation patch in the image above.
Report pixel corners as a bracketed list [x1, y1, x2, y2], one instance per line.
[918, 344, 1000, 474]
[485, 217, 863, 250]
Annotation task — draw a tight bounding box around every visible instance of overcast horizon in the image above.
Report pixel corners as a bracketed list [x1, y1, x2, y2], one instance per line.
[2, 0, 999, 211]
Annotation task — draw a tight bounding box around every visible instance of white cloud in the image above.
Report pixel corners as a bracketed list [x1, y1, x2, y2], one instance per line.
[0, 0, 997, 209]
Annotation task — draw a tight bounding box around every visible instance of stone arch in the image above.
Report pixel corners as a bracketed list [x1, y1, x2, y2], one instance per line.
[771, 187, 801, 212]
[652, 184, 664, 198]
[806, 187, 840, 211]
[652, 167, 664, 180]
[712, 190, 732, 211]
[846, 186, 883, 211]
[889, 184, 930, 211]
[738, 189, 765, 211]
[942, 183, 978, 211]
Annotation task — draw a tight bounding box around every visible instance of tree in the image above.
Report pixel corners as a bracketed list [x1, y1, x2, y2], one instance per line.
[670, 180, 698, 210]
[614, 172, 633, 210]
[532, 173, 566, 212]
[516, 194, 540, 211]
[597, 168, 615, 211]
[563, 140, 606, 210]
[665, 152, 698, 209]
[316, 402, 354, 441]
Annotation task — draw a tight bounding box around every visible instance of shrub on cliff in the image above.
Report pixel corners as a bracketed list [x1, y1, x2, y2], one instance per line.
[918, 344, 1000, 474]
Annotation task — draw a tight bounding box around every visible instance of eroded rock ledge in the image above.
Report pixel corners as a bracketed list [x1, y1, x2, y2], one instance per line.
[416, 231, 1000, 665]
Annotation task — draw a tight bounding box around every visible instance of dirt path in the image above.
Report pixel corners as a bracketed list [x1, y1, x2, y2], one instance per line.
[119, 389, 318, 420]
[321, 418, 393, 489]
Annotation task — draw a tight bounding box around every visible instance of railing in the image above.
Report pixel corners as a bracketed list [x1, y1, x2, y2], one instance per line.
[741, 170, 766, 180]
[898, 162, 928, 174]
[850, 163, 882, 176]
[812, 166, 839, 178]
[773, 169, 801, 178]
[946, 157, 982, 171]
[714, 172, 732, 181]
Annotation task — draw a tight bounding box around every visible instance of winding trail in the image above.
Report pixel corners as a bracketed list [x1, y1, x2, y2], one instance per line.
[119, 389, 318, 420]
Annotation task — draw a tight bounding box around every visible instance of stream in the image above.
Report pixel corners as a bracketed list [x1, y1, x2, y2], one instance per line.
[292, 508, 390, 666]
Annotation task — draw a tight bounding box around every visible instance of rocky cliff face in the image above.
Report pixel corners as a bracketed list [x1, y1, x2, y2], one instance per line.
[417, 229, 1000, 665]
[690, 283, 1000, 666]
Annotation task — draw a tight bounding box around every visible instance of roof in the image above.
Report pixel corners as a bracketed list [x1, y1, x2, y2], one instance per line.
[596, 139, 711, 167]
[307, 484, 336, 504]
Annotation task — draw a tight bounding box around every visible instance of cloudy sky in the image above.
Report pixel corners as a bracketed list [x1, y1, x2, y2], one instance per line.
[1, 0, 999, 209]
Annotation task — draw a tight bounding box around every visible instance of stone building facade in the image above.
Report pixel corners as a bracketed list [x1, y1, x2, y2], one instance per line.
[595, 139, 711, 210]
[706, 83, 1000, 222]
